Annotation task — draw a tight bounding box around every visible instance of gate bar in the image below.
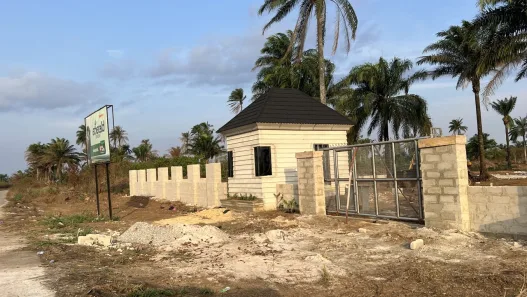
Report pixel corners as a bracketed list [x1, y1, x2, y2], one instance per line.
[318, 137, 428, 151]
[371, 145, 379, 216]
[333, 150, 340, 212]
[415, 140, 423, 219]
[392, 142, 400, 218]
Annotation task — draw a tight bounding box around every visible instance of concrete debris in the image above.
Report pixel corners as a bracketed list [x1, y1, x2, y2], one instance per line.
[305, 253, 331, 264]
[265, 230, 286, 242]
[410, 239, 425, 250]
[78, 234, 113, 247]
[118, 222, 229, 247]
[358, 228, 368, 233]
[513, 242, 522, 248]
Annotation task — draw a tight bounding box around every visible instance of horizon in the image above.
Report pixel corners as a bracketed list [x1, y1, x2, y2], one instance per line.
[1, 0, 526, 174]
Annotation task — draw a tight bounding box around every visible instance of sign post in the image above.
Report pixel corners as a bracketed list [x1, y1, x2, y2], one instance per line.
[85, 105, 114, 219]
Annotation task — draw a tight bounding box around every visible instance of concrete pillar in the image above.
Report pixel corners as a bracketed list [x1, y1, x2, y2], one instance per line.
[186, 164, 200, 205]
[418, 135, 470, 230]
[206, 163, 222, 207]
[157, 167, 169, 199]
[129, 170, 137, 196]
[137, 170, 146, 196]
[146, 168, 157, 197]
[296, 151, 326, 215]
[170, 166, 183, 201]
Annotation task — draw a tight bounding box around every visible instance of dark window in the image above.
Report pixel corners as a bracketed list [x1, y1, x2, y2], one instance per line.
[227, 151, 234, 178]
[314, 144, 331, 182]
[254, 146, 272, 176]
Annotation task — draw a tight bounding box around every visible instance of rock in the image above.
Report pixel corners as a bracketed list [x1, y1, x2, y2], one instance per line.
[265, 230, 286, 242]
[305, 253, 331, 264]
[513, 242, 522, 248]
[410, 239, 424, 250]
[78, 234, 113, 247]
[358, 228, 367, 233]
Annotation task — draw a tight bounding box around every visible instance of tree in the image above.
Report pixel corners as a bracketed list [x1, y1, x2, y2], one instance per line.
[333, 57, 429, 142]
[448, 118, 468, 135]
[466, 133, 499, 161]
[42, 138, 80, 182]
[132, 139, 155, 162]
[252, 31, 335, 99]
[417, 20, 498, 179]
[180, 132, 190, 155]
[510, 116, 527, 163]
[76, 125, 86, 148]
[258, 0, 358, 104]
[475, 0, 527, 93]
[0, 174, 8, 183]
[228, 88, 246, 114]
[112, 144, 133, 162]
[188, 122, 223, 161]
[25, 142, 49, 181]
[110, 126, 128, 148]
[167, 146, 182, 158]
[490, 96, 517, 168]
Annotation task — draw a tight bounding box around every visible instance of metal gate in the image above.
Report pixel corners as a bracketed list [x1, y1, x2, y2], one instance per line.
[318, 138, 424, 222]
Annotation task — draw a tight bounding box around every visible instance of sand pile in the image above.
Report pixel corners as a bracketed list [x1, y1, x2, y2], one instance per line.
[154, 208, 234, 225]
[118, 222, 229, 247]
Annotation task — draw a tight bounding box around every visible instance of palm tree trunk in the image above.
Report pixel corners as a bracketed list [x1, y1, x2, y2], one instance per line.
[316, 9, 327, 105]
[473, 79, 489, 179]
[505, 124, 511, 169]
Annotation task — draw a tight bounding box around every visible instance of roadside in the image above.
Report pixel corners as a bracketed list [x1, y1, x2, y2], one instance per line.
[0, 190, 55, 297]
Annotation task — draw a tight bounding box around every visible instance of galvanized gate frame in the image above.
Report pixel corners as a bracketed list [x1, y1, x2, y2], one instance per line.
[319, 138, 425, 222]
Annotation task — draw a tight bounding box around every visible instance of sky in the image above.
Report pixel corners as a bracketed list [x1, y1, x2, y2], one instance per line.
[0, 0, 526, 174]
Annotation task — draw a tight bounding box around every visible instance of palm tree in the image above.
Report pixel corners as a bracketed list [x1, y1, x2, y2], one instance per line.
[188, 122, 224, 161]
[132, 139, 155, 162]
[42, 138, 80, 182]
[76, 125, 86, 148]
[228, 88, 246, 114]
[334, 57, 429, 142]
[417, 20, 498, 179]
[109, 126, 128, 148]
[180, 132, 190, 155]
[25, 142, 48, 181]
[252, 31, 335, 99]
[490, 96, 517, 169]
[475, 0, 527, 94]
[258, 0, 358, 104]
[510, 116, 527, 163]
[167, 146, 182, 158]
[448, 118, 468, 135]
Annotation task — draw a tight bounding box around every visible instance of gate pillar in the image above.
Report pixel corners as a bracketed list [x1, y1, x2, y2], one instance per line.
[296, 151, 326, 215]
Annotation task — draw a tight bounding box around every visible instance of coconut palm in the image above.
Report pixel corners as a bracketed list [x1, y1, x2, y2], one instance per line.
[25, 142, 48, 181]
[180, 132, 190, 155]
[112, 144, 133, 162]
[252, 31, 335, 99]
[490, 96, 517, 168]
[510, 116, 527, 163]
[417, 20, 498, 179]
[42, 138, 80, 182]
[228, 88, 246, 114]
[76, 125, 86, 148]
[334, 57, 429, 142]
[167, 146, 182, 158]
[475, 0, 527, 93]
[448, 118, 468, 135]
[132, 139, 155, 162]
[258, 0, 358, 104]
[188, 122, 223, 161]
[109, 126, 128, 148]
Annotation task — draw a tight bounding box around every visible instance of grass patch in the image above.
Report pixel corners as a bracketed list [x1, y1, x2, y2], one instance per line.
[128, 288, 176, 297]
[227, 193, 258, 201]
[13, 193, 23, 202]
[319, 265, 331, 286]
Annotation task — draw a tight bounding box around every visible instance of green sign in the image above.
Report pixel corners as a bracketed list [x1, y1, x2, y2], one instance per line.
[85, 106, 110, 164]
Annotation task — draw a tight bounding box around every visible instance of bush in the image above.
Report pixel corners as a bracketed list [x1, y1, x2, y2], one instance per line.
[227, 193, 258, 201]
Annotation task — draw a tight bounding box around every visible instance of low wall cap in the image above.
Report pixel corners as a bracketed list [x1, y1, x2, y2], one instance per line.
[418, 135, 466, 149]
[295, 151, 323, 159]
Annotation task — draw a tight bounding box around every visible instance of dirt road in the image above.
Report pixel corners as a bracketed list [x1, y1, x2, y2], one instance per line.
[0, 190, 55, 297]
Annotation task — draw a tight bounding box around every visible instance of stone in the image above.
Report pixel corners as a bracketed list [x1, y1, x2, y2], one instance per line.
[513, 242, 522, 248]
[410, 239, 424, 250]
[358, 228, 367, 233]
[78, 234, 112, 247]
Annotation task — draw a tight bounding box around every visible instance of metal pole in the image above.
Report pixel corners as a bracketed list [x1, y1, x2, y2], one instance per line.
[371, 145, 379, 216]
[105, 162, 113, 220]
[353, 150, 359, 214]
[415, 140, 423, 220]
[94, 164, 100, 216]
[333, 150, 340, 213]
[392, 142, 400, 218]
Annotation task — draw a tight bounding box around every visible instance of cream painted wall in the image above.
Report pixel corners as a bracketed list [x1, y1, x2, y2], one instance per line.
[226, 126, 350, 210]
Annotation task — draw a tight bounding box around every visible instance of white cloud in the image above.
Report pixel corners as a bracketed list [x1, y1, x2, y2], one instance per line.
[0, 72, 106, 111]
[99, 59, 137, 80]
[106, 49, 124, 58]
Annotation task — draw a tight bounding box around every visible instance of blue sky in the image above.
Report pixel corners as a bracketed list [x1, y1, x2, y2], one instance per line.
[1, 0, 526, 174]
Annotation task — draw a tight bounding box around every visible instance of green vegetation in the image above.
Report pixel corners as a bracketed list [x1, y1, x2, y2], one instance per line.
[510, 116, 527, 164]
[227, 193, 259, 201]
[228, 88, 246, 114]
[128, 288, 176, 297]
[491, 96, 517, 169]
[449, 118, 468, 136]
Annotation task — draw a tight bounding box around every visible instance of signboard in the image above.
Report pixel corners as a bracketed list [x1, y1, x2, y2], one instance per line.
[85, 106, 111, 164]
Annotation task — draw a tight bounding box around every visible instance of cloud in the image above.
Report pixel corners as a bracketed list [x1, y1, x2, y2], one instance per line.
[106, 49, 124, 58]
[99, 59, 137, 80]
[0, 72, 106, 111]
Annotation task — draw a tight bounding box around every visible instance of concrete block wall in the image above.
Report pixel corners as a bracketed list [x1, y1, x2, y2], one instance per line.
[468, 186, 527, 236]
[276, 183, 299, 206]
[129, 163, 226, 208]
[296, 151, 326, 215]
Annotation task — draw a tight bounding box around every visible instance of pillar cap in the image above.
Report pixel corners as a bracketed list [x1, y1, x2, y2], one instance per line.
[418, 135, 466, 149]
[296, 151, 323, 159]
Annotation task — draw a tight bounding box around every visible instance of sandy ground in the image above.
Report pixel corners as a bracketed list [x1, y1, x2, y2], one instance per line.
[0, 190, 55, 297]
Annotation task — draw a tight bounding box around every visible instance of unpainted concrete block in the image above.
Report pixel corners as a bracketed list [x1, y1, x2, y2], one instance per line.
[410, 239, 424, 250]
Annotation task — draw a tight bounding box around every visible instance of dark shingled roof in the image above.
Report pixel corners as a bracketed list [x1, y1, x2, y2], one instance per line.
[217, 88, 353, 133]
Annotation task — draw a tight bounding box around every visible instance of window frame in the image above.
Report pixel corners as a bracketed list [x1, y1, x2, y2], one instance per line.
[254, 146, 272, 177]
[227, 151, 234, 178]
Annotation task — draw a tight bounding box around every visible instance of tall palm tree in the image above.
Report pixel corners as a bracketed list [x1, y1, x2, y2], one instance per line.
[76, 124, 86, 148]
[180, 132, 190, 155]
[334, 57, 429, 142]
[188, 122, 224, 161]
[25, 142, 48, 181]
[490, 96, 517, 169]
[448, 118, 468, 135]
[510, 116, 527, 163]
[252, 31, 335, 98]
[42, 138, 80, 182]
[109, 126, 128, 148]
[258, 0, 358, 104]
[475, 0, 527, 94]
[228, 88, 246, 114]
[417, 20, 498, 179]
[132, 139, 155, 162]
